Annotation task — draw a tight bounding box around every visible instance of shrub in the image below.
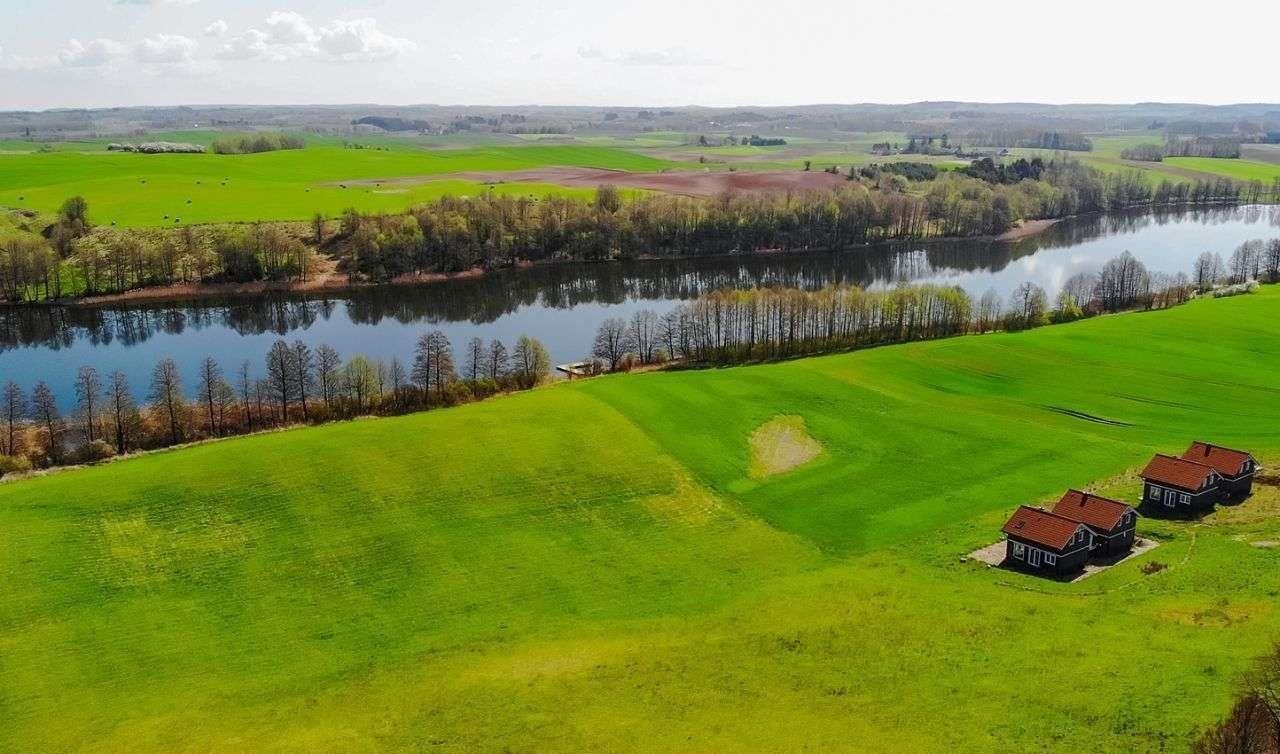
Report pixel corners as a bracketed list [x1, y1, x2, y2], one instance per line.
[72, 439, 116, 464]
[0, 453, 32, 477]
[1141, 561, 1168, 575]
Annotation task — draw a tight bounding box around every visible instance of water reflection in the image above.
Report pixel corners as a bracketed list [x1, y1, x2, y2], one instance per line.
[2, 205, 1276, 408]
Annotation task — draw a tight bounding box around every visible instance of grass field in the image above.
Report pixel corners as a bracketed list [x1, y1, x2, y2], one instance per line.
[3, 288, 1280, 752]
[0, 144, 681, 226]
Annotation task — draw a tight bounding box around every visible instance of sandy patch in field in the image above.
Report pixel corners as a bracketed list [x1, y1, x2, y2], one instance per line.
[748, 415, 822, 479]
[338, 166, 851, 198]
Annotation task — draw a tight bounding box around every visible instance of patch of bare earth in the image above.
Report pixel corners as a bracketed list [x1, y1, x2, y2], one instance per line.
[748, 415, 822, 479]
[341, 167, 852, 199]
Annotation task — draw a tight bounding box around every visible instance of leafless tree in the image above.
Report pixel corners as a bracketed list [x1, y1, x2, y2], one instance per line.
[315, 344, 341, 408]
[628, 309, 659, 364]
[265, 339, 292, 421]
[464, 337, 485, 382]
[74, 365, 101, 444]
[593, 317, 633, 371]
[29, 380, 62, 462]
[291, 340, 314, 419]
[3, 381, 25, 456]
[197, 356, 223, 436]
[487, 340, 508, 382]
[413, 330, 456, 397]
[148, 358, 185, 445]
[106, 371, 138, 453]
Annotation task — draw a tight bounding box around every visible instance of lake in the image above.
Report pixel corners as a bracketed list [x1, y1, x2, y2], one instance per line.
[3, 204, 1278, 409]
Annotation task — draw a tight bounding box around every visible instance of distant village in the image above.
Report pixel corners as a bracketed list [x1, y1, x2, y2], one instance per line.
[1000, 442, 1258, 577]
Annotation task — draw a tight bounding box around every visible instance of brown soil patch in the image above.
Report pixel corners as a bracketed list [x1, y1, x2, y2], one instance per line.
[748, 415, 822, 479]
[343, 166, 851, 199]
[997, 218, 1059, 242]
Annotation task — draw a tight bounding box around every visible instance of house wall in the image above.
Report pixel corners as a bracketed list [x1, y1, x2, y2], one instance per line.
[1142, 481, 1216, 514]
[1005, 535, 1090, 575]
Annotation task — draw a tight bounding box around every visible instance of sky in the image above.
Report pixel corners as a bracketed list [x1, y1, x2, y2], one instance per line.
[0, 0, 1277, 111]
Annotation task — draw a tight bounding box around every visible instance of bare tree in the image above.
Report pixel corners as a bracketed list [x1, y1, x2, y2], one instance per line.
[74, 365, 101, 444]
[29, 380, 62, 462]
[315, 344, 341, 408]
[975, 288, 1003, 332]
[197, 356, 223, 436]
[388, 356, 407, 409]
[3, 381, 26, 456]
[1061, 272, 1099, 310]
[1266, 239, 1280, 283]
[238, 360, 255, 430]
[149, 358, 185, 446]
[464, 337, 485, 382]
[1008, 282, 1049, 330]
[487, 340, 508, 382]
[106, 371, 138, 453]
[628, 309, 659, 364]
[413, 330, 456, 398]
[593, 317, 632, 371]
[1194, 251, 1225, 291]
[265, 339, 292, 421]
[291, 340, 314, 419]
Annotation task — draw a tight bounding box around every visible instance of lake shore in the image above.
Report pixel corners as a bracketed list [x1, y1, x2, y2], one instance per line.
[15, 219, 1068, 308]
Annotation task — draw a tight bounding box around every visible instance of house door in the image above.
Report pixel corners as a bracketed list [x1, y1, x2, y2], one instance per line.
[1164, 489, 1178, 507]
[1028, 549, 1042, 567]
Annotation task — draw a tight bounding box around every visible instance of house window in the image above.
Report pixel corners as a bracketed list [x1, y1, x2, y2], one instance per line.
[1149, 486, 1161, 500]
[1013, 543, 1025, 559]
[1045, 553, 1057, 566]
[1180, 493, 1191, 504]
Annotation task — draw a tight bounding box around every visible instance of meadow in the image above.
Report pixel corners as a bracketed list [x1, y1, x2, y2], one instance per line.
[3, 287, 1280, 753]
[5, 126, 1276, 230]
[0, 142, 680, 226]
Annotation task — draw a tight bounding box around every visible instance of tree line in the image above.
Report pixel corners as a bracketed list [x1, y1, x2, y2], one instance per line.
[0, 155, 1259, 303]
[585, 249, 1255, 370]
[337, 156, 1246, 283]
[210, 133, 306, 155]
[0, 198, 317, 300]
[0, 332, 551, 475]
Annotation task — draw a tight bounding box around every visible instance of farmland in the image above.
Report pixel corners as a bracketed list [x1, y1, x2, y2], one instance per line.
[3, 287, 1280, 753]
[4, 121, 1278, 230]
[0, 142, 682, 226]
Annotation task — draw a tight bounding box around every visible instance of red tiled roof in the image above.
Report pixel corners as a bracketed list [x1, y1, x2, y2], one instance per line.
[1181, 442, 1254, 478]
[1052, 490, 1132, 531]
[1141, 454, 1216, 491]
[1002, 505, 1086, 551]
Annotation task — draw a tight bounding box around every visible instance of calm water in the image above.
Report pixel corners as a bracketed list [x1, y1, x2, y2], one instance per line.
[3, 205, 1278, 409]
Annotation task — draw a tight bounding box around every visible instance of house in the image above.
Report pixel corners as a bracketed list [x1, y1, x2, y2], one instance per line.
[1140, 454, 1220, 514]
[1001, 505, 1094, 575]
[1180, 441, 1258, 501]
[1051, 490, 1137, 557]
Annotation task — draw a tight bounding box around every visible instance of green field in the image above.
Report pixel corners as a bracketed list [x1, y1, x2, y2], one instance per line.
[3, 289, 1280, 752]
[0, 143, 681, 226]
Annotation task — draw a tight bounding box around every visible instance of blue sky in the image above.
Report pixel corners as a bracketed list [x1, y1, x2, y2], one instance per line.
[1, 0, 1276, 110]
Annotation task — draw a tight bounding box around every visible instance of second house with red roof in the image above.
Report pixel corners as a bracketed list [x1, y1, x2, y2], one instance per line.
[1001, 490, 1138, 576]
[1140, 441, 1258, 515]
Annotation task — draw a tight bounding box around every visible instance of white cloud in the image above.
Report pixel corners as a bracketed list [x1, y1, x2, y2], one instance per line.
[203, 20, 228, 38]
[58, 38, 127, 67]
[215, 14, 414, 63]
[215, 28, 270, 60]
[577, 45, 605, 60]
[264, 11, 318, 44]
[316, 18, 416, 62]
[114, 0, 201, 6]
[133, 34, 198, 65]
